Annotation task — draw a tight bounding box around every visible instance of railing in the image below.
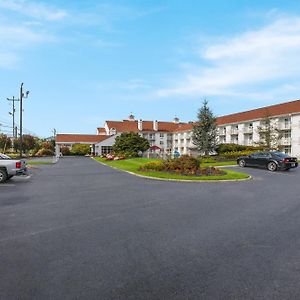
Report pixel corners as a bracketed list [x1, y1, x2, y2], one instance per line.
[278, 123, 291, 130]
[279, 138, 291, 145]
[230, 129, 238, 135]
[243, 127, 253, 133]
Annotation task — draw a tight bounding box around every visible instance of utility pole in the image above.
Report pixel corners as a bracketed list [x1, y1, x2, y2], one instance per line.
[19, 83, 30, 158]
[6, 96, 20, 138]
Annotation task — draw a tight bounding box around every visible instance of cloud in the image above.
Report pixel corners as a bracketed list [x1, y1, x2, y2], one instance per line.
[0, 0, 68, 21]
[157, 15, 300, 100]
[0, 21, 56, 68]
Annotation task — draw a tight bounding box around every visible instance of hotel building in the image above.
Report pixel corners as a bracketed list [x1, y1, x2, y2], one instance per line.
[56, 99, 300, 157]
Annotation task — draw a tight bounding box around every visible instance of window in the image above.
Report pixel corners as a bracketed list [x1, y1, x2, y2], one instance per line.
[283, 146, 291, 155]
[109, 128, 117, 135]
[160, 133, 164, 138]
[284, 131, 291, 139]
[101, 146, 113, 155]
[159, 141, 164, 145]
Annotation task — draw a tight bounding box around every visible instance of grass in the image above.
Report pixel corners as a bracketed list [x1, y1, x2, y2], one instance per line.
[201, 160, 236, 167]
[27, 161, 53, 165]
[93, 157, 249, 181]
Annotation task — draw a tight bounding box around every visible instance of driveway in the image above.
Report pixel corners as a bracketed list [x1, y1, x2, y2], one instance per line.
[0, 157, 300, 299]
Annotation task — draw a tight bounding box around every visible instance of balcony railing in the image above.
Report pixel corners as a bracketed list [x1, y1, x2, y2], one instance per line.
[279, 138, 291, 145]
[278, 123, 291, 130]
[230, 129, 238, 135]
[243, 127, 253, 133]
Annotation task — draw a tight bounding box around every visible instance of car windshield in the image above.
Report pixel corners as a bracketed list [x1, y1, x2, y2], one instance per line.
[272, 151, 289, 158]
[0, 153, 11, 159]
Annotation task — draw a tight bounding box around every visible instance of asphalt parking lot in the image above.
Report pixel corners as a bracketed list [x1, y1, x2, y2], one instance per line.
[1, 157, 300, 299]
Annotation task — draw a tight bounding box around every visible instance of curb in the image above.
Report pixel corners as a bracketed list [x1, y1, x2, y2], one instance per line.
[92, 158, 252, 183]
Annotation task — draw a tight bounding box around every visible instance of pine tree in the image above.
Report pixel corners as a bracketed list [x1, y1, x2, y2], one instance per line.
[192, 100, 217, 156]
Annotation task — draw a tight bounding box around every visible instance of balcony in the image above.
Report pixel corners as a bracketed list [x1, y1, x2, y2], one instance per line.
[218, 131, 226, 136]
[278, 123, 291, 130]
[279, 138, 291, 145]
[230, 129, 238, 135]
[244, 126, 253, 134]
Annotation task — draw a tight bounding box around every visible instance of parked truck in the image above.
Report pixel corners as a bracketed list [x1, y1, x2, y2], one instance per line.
[0, 153, 27, 183]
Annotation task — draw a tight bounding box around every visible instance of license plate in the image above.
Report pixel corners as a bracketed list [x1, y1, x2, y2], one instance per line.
[291, 163, 295, 167]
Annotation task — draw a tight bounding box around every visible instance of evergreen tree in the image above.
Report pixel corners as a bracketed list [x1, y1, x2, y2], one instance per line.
[256, 116, 282, 150]
[192, 100, 217, 156]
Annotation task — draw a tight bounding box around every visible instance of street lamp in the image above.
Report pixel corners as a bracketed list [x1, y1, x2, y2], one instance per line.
[19, 83, 30, 158]
[6, 96, 20, 138]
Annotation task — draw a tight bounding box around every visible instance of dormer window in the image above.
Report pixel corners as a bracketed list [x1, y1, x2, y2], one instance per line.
[110, 128, 117, 135]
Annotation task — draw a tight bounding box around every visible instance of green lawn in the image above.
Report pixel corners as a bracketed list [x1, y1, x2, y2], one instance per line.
[201, 160, 236, 167]
[93, 157, 249, 181]
[27, 161, 53, 165]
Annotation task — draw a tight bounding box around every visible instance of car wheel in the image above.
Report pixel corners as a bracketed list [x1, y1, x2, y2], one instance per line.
[238, 159, 246, 167]
[267, 162, 277, 172]
[0, 169, 8, 183]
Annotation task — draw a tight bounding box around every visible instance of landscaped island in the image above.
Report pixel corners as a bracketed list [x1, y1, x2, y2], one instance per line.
[93, 156, 250, 181]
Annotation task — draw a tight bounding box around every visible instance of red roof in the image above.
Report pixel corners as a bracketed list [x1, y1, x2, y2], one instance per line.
[149, 145, 161, 150]
[56, 134, 109, 144]
[217, 99, 300, 125]
[105, 120, 185, 133]
[97, 127, 107, 135]
[173, 123, 194, 132]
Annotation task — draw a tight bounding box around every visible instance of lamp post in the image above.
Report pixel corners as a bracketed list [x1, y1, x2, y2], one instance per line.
[19, 83, 29, 158]
[7, 96, 20, 138]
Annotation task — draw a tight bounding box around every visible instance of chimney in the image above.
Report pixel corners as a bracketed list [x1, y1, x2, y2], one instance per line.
[173, 116, 180, 124]
[138, 119, 143, 131]
[153, 120, 158, 131]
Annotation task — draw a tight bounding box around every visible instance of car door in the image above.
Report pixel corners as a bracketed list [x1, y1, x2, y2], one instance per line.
[255, 152, 271, 167]
[246, 153, 260, 166]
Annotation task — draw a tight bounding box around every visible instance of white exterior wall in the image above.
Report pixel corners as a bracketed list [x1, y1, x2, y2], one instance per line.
[95, 135, 118, 156]
[291, 114, 300, 157]
[252, 121, 260, 145]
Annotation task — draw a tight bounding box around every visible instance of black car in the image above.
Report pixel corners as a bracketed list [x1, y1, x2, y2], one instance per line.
[237, 151, 298, 171]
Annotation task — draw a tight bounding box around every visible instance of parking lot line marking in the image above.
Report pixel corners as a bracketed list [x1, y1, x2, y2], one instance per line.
[0, 184, 15, 187]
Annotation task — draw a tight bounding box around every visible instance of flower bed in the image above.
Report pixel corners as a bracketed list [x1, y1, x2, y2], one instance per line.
[139, 155, 226, 176]
[105, 154, 125, 161]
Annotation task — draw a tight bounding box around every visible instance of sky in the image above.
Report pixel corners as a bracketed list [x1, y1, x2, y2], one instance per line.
[1, 0, 300, 137]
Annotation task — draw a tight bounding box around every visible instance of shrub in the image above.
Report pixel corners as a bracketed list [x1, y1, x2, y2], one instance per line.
[140, 161, 164, 171]
[140, 155, 200, 175]
[163, 155, 200, 175]
[35, 148, 54, 157]
[139, 156, 225, 177]
[61, 146, 71, 156]
[71, 144, 90, 156]
[217, 143, 263, 154]
[200, 156, 217, 163]
[220, 150, 257, 159]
